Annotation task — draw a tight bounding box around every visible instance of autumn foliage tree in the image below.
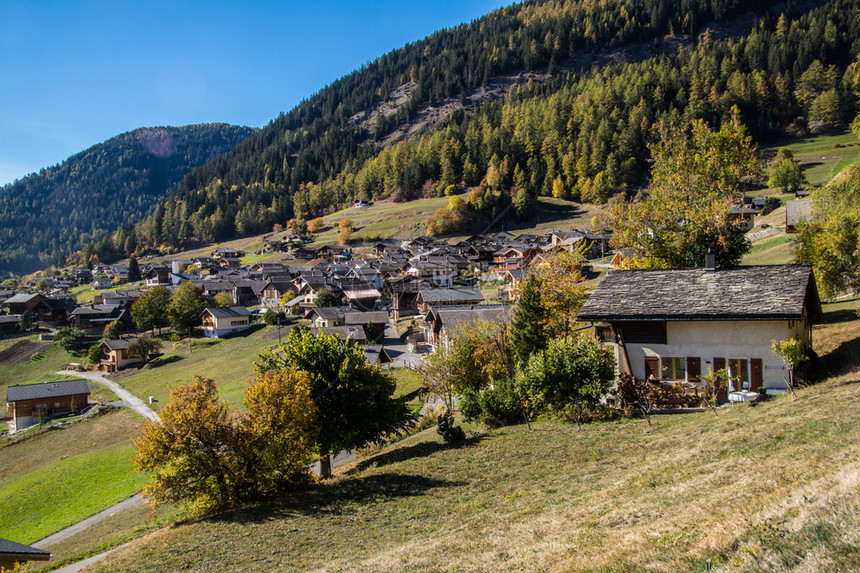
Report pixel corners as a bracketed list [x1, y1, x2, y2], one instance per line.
[337, 218, 354, 245]
[134, 376, 240, 513]
[518, 248, 589, 339]
[611, 110, 761, 268]
[134, 371, 318, 513]
[796, 163, 860, 299]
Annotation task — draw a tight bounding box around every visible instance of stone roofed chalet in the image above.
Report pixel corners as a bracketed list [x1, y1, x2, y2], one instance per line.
[423, 304, 511, 348]
[416, 286, 484, 315]
[577, 264, 822, 395]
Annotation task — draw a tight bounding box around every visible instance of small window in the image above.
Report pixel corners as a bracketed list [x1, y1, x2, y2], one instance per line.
[661, 357, 686, 380]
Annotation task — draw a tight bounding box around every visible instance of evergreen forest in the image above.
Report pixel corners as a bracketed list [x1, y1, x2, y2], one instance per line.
[0, 124, 254, 274]
[18, 0, 860, 266]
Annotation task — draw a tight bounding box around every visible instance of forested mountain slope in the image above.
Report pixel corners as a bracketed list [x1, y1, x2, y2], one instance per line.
[94, 0, 860, 260]
[0, 123, 255, 274]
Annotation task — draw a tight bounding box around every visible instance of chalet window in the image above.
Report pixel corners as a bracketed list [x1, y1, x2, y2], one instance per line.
[661, 357, 686, 380]
[727, 358, 750, 390]
[616, 321, 666, 344]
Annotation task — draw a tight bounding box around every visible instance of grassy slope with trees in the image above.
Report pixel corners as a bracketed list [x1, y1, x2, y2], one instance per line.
[0, 123, 255, 274]
[85, 297, 860, 572]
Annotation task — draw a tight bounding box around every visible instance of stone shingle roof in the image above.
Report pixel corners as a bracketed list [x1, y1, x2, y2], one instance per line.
[577, 264, 820, 322]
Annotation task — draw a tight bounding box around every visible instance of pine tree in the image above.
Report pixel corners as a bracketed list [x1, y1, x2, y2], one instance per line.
[510, 275, 546, 364]
[128, 256, 141, 282]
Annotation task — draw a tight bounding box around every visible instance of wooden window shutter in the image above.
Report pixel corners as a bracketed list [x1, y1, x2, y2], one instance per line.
[687, 357, 701, 382]
[713, 357, 727, 402]
[644, 356, 660, 380]
[750, 358, 763, 391]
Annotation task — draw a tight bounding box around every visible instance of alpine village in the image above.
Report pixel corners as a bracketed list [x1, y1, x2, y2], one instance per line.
[2, 1, 860, 571]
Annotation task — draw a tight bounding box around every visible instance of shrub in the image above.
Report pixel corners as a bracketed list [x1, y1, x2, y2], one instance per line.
[87, 344, 104, 365]
[460, 379, 530, 428]
[436, 409, 466, 443]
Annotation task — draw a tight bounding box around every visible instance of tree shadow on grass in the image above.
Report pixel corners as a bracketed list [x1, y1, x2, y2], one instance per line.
[145, 355, 183, 368]
[817, 336, 860, 380]
[347, 434, 487, 475]
[208, 473, 466, 525]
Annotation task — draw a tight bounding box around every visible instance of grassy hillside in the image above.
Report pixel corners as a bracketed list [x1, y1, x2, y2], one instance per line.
[765, 131, 860, 188]
[113, 325, 278, 412]
[137, 195, 602, 267]
[84, 298, 860, 572]
[0, 409, 147, 544]
[0, 337, 81, 398]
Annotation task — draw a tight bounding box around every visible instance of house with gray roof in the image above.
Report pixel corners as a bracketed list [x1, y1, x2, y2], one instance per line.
[423, 304, 511, 349]
[416, 287, 484, 315]
[6, 379, 91, 432]
[0, 537, 51, 569]
[576, 264, 821, 395]
[201, 306, 252, 338]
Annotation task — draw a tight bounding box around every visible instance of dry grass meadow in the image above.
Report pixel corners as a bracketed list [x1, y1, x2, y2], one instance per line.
[80, 298, 860, 573]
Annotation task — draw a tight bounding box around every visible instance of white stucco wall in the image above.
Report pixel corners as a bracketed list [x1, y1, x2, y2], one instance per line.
[613, 320, 797, 390]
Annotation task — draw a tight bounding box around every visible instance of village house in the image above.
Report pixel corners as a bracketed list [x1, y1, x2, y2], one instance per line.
[261, 280, 295, 309]
[0, 538, 51, 570]
[416, 287, 484, 315]
[32, 297, 78, 326]
[2, 293, 43, 315]
[311, 325, 367, 346]
[6, 379, 90, 432]
[69, 305, 129, 335]
[97, 339, 143, 372]
[362, 345, 392, 368]
[0, 315, 20, 338]
[305, 306, 351, 327]
[405, 259, 457, 287]
[92, 276, 113, 290]
[576, 263, 822, 396]
[423, 304, 511, 349]
[145, 267, 170, 286]
[212, 248, 245, 259]
[727, 206, 758, 231]
[382, 275, 432, 320]
[201, 306, 252, 338]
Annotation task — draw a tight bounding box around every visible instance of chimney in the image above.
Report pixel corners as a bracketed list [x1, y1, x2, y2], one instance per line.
[705, 249, 716, 273]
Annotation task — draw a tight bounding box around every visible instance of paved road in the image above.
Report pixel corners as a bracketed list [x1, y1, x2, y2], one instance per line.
[56, 370, 160, 423]
[51, 541, 132, 573]
[33, 494, 146, 549]
[381, 324, 424, 369]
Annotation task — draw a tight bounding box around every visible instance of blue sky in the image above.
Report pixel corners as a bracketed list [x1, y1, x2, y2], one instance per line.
[0, 1, 510, 185]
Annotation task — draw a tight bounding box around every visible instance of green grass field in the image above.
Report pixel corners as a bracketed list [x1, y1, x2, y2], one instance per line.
[0, 338, 79, 397]
[115, 325, 281, 412]
[764, 131, 860, 188]
[0, 410, 147, 545]
[78, 299, 860, 573]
